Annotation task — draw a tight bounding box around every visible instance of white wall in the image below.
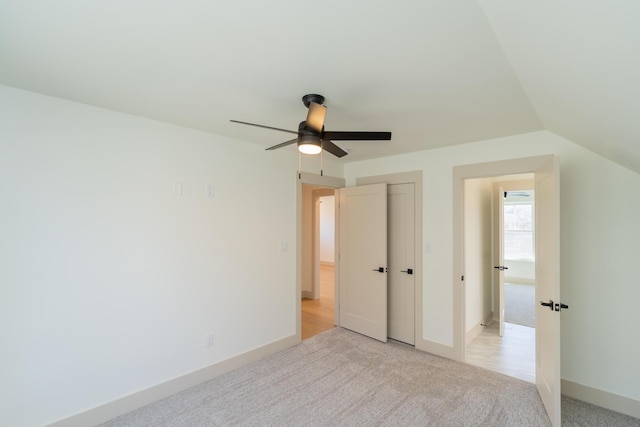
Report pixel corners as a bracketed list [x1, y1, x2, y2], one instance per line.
[504, 259, 535, 283]
[344, 130, 640, 402]
[319, 195, 335, 263]
[0, 86, 345, 426]
[464, 178, 493, 332]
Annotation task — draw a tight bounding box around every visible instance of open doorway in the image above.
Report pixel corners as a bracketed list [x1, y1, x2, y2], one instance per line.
[300, 185, 336, 340]
[463, 174, 536, 383]
[502, 188, 536, 330]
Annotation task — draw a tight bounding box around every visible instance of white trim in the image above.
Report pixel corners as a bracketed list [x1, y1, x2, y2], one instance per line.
[504, 276, 535, 285]
[465, 313, 493, 345]
[562, 379, 640, 419]
[465, 322, 484, 345]
[46, 335, 298, 427]
[416, 340, 456, 360]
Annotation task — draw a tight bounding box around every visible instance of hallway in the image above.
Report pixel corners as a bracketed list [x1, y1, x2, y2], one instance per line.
[301, 264, 335, 340]
[466, 321, 535, 383]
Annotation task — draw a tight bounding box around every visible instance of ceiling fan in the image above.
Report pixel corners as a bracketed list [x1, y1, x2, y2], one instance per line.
[230, 94, 392, 158]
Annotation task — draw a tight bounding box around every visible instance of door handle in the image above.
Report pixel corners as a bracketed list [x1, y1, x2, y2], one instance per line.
[401, 268, 413, 275]
[494, 265, 509, 271]
[540, 300, 554, 311]
[372, 267, 386, 273]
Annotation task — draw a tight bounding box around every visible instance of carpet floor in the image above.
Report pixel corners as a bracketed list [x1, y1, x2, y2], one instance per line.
[103, 328, 549, 426]
[102, 328, 639, 426]
[505, 282, 535, 328]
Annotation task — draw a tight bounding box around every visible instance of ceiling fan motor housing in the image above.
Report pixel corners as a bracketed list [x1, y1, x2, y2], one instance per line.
[302, 94, 325, 108]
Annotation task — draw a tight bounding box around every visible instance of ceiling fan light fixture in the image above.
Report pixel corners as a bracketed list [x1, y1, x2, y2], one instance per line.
[298, 134, 322, 155]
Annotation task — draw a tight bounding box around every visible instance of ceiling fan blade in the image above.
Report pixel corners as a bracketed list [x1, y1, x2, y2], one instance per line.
[230, 120, 298, 135]
[322, 131, 392, 141]
[265, 138, 298, 151]
[322, 140, 348, 158]
[305, 102, 327, 133]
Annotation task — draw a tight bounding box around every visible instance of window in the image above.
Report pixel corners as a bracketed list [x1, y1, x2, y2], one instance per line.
[503, 201, 534, 260]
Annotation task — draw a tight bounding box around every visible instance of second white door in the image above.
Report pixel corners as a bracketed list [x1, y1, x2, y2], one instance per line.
[387, 183, 415, 345]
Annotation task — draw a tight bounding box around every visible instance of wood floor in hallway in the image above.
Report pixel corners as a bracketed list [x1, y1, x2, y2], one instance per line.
[466, 321, 535, 383]
[301, 263, 335, 340]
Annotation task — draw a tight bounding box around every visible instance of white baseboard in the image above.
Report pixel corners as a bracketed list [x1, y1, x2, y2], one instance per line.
[562, 379, 640, 419]
[415, 338, 456, 360]
[504, 277, 535, 285]
[46, 334, 299, 427]
[465, 313, 493, 345]
[301, 290, 313, 299]
[465, 323, 483, 345]
[320, 261, 335, 267]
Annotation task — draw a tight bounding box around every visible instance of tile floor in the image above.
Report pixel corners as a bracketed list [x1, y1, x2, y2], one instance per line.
[465, 321, 535, 383]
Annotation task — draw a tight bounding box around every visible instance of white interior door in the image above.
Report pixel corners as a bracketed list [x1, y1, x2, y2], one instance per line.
[338, 183, 388, 342]
[535, 157, 561, 426]
[493, 184, 506, 337]
[388, 183, 415, 345]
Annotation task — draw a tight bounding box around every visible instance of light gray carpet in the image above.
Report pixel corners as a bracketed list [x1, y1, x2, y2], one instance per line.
[102, 328, 551, 426]
[561, 396, 640, 427]
[505, 282, 535, 328]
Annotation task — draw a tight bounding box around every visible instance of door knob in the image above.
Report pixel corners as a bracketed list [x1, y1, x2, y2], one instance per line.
[372, 267, 385, 273]
[401, 268, 413, 275]
[540, 300, 554, 311]
[494, 265, 509, 271]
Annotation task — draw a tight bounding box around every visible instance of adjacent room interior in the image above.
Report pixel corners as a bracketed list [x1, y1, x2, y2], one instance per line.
[464, 176, 536, 383]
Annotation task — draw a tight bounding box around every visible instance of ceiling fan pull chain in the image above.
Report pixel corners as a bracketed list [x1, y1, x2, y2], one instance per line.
[298, 152, 302, 179]
[320, 141, 324, 176]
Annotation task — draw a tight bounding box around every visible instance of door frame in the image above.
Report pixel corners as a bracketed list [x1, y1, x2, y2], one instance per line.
[453, 155, 557, 360]
[297, 172, 345, 343]
[356, 171, 423, 348]
[453, 154, 560, 423]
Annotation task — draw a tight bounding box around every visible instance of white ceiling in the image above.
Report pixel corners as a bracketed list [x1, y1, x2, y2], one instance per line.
[1, 1, 638, 171]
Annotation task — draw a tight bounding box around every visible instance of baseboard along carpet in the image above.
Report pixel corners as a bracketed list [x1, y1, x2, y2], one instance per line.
[101, 328, 640, 426]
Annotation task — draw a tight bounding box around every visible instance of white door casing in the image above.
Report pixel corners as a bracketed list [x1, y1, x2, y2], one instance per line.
[338, 183, 388, 342]
[388, 183, 416, 345]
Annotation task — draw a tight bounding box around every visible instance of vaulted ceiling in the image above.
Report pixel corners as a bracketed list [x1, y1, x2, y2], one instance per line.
[1, 1, 638, 172]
